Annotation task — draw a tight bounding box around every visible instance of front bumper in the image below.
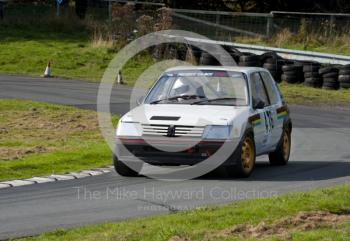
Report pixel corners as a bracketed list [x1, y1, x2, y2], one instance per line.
[115, 137, 239, 166]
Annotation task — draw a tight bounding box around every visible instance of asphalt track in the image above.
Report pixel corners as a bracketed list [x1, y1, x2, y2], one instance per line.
[0, 75, 349, 240]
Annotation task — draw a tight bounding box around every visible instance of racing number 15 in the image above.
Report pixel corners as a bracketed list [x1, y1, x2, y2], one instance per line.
[263, 110, 273, 134]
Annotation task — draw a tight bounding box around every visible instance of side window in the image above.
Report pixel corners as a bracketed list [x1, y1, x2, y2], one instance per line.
[250, 72, 270, 107]
[260, 71, 279, 105]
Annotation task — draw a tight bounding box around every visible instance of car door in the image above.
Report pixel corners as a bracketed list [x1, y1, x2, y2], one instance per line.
[250, 72, 273, 155]
[260, 71, 283, 150]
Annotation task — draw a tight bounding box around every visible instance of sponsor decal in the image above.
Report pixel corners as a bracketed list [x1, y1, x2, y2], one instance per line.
[276, 106, 289, 120]
[249, 114, 262, 127]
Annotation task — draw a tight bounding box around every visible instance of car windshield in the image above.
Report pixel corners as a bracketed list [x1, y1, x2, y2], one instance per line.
[144, 70, 249, 106]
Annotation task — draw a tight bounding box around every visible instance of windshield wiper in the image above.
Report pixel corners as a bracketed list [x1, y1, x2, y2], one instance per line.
[150, 95, 206, 104]
[191, 97, 238, 105]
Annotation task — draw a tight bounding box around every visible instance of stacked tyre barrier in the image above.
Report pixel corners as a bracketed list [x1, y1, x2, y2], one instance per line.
[261, 52, 283, 83]
[303, 62, 322, 88]
[238, 53, 261, 67]
[281, 63, 303, 84]
[339, 65, 350, 89]
[199, 52, 220, 66]
[319, 66, 339, 90]
[163, 43, 350, 91]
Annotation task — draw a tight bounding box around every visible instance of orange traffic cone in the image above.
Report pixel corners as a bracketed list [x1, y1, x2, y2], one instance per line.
[43, 61, 52, 78]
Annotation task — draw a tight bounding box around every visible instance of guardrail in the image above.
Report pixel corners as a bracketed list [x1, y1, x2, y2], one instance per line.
[163, 34, 350, 65]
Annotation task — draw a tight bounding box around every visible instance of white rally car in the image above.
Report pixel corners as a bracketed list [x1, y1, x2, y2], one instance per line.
[114, 66, 292, 178]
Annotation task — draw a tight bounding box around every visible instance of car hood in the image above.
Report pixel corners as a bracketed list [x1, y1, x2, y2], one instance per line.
[121, 104, 249, 126]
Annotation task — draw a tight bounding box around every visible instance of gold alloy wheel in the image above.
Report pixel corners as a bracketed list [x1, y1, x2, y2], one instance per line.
[241, 137, 255, 172]
[283, 131, 291, 161]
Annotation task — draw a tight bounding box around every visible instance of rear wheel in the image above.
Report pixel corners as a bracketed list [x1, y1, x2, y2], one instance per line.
[113, 155, 142, 177]
[269, 129, 291, 166]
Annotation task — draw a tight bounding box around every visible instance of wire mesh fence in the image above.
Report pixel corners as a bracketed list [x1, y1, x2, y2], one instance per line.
[1, 1, 350, 41]
[171, 9, 350, 40]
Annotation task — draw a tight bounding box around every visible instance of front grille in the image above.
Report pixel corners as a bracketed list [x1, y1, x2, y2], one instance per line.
[142, 124, 205, 137]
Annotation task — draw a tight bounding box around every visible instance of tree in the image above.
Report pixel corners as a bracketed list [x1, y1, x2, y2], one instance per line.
[75, 0, 87, 19]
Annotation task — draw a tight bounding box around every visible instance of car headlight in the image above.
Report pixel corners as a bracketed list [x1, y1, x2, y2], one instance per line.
[116, 122, 142, 137]
[202, 125, 232, 140]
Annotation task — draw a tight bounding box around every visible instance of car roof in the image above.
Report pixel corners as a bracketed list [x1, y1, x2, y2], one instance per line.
[165, 66, 268, 75]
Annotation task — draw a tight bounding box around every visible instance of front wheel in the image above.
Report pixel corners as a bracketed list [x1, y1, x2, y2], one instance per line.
[113, 155, 142, 177]
[226, 134, 256, 178]
[269, 129, 291, 166]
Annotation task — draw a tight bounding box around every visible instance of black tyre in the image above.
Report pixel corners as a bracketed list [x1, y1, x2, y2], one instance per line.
[304, 76, 322, 87]
[230, 53, 241, 63]
[323, 83, 339, 90]
[239, 61, 260, 67]
[269, 71, 282, 83]
[300, 61, 320, 66]
[263, 63, 278, 69]
[113, 155, 142, 177]
[303, 65, 321, 72]
[260, 51, 280, 62]
[269, 129, 291, 166]
[264, 58, 279, 64]
[340, 82, 350, 89]
[227, 133, 256, 178]
[323, 86, 338, 90]
[282, 65, 302, 72]
[339, 64, 350, 71]
[283, 70, 300, 76]
[322, 72, 338, 78]
[304, 71, 320, 78]
[305, 77, 322, 83]
[199, 52, 219, 66]
[304, 82, 322, 88]
[323, 77, 338, 83]
[338, 75, 350, 82]
[240, 54, 259, 62]
[282, 74, 300, 83]
[222, 45, 239, 53]
[266, 69, 277, 74]
[339, 70, 350, 75]
[268, 71, 279, 79]
[323, 81, 339, 87]
[319, 67, 338, 75]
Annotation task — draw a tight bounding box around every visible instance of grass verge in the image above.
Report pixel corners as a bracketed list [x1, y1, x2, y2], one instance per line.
[0, 8, 155, 83]
[0, 5, 349, 105]
[18, 184, 350, 241]
[0, 26, 155, 83]
[0, 99, 116, 181]
[234, 30, 350, 56]
[278, 83, 350, 106]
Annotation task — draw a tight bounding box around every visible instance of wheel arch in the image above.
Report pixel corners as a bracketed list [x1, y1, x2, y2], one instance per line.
[284, 118, 292, 133]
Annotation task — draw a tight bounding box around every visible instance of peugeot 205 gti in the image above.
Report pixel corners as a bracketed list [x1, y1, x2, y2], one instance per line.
[114, 66, 292, 178]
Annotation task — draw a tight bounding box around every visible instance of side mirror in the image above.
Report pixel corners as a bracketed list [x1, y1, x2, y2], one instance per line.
[253, 99, 265, 109]
[136, 96, 144, 105]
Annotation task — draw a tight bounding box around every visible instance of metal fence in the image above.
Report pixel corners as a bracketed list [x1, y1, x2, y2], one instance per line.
[170, 9, 350, 40]
[2, 0, 350, 41]
[103, 1, 350, 40]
